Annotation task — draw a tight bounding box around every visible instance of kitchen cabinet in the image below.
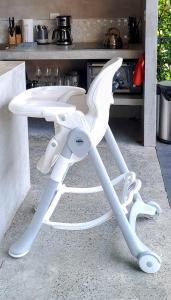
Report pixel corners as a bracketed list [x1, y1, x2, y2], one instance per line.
[0, 43, 144, 107]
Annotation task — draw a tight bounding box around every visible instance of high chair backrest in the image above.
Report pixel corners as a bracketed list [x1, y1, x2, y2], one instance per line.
[85, 57, 123, 146]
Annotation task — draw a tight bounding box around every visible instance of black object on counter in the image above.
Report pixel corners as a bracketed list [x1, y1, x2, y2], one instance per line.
[15, 25, 21, 34]
[56, 16, 71, 27]
[26, 80, 38, 89]
[128, 16, 141, 43]
[52, 16, 72, 45]
[8, 17, 15, 37]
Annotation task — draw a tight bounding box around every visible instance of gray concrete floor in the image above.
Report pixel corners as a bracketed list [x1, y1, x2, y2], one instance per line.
[0, 119, 171, 300]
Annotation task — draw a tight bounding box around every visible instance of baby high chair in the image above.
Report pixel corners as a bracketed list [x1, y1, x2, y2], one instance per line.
[8, 57, 161, 273]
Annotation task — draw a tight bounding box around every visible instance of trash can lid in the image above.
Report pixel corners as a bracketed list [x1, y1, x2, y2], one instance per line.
[158, 81, 171, 101]
[158, 80, 171, 88]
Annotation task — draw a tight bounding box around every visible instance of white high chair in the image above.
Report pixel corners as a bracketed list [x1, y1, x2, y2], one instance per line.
[8, 57, 161, 273]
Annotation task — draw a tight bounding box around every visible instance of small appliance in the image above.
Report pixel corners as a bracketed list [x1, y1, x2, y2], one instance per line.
[87, 60, 142, 94]
[104, 27, 123, 49]
[52, 16, 72, 45]
[35, 25, 49, 44]
[128, 16, 141, 44]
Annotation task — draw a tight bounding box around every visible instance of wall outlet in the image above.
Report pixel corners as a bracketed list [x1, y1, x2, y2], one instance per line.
[50, 12, 60, 20]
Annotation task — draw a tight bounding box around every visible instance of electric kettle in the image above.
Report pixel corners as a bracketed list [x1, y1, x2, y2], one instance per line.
[35, 25, 49, 44]
[104, 27, 123, 49]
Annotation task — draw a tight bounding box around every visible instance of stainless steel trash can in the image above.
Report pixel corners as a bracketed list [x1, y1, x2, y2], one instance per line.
[158, 81, 171, 143]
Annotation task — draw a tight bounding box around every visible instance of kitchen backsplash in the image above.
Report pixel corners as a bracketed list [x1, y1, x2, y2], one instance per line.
[0, 18, 130, 44]
[0, 20, 8, 43]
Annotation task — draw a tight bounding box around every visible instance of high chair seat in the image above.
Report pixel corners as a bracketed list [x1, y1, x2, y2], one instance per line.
[8, 57, 162, 274]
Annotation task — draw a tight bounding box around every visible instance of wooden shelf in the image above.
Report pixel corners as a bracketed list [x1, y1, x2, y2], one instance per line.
[113, 94, 144, 106]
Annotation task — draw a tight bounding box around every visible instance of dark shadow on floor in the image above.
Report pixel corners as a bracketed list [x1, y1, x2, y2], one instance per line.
[28, 117, 54, 138]
[156, 140, 171, 207]
[109, 117, 142, 145]
[28, 117, 142, 146]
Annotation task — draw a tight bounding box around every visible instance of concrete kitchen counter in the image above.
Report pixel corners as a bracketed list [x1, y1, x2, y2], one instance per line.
[0, 43, 144, 60]
[0, 61, 30, 241]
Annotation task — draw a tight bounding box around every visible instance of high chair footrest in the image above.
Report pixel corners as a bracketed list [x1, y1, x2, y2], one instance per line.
[43, 210, 113, 230]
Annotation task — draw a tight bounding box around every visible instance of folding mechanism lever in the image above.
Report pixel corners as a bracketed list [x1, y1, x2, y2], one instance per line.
[37, 137, 59, 174]
[121, 172, 142, 214]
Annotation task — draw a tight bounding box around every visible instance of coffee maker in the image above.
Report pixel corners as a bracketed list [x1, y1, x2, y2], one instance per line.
[52, 16, 72, 45]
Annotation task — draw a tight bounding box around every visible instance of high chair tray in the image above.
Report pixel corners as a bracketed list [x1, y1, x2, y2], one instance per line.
[8, 86, 84, 119]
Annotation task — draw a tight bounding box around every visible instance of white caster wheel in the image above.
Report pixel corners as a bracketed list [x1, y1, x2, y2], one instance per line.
[138, 252, 161, 273]
[148, 201, 162, 218]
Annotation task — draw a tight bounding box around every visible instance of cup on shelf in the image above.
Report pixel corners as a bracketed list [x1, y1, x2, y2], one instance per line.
[35, 66, 42, 86]
[64, 75, 72, 86]
[53, 67, 60, 85]
[58, 76, 64, 86]
[44, 67, 52, 86]
[30, 67, 80, 87]
[69, 71, 79, 86]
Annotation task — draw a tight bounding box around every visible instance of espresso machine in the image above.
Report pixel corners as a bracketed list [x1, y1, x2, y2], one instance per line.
[52, 16, 72, 45]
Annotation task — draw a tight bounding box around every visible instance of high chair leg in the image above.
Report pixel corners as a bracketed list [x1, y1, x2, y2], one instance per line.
[105, 126, 130, 174]
[89, 142, 161, 273]
[105, 126, 161, 220]
[9, 179, 60, 258]
[9, 148, 72, 258]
